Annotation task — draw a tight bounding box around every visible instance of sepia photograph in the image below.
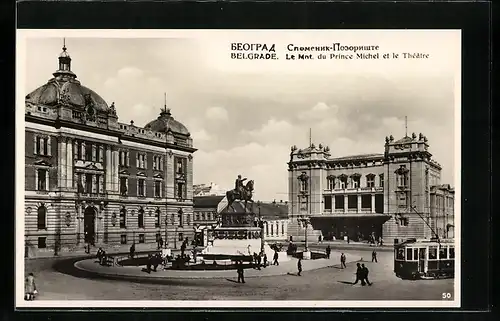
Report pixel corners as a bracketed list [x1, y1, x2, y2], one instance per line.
[16, 29, 460, 308]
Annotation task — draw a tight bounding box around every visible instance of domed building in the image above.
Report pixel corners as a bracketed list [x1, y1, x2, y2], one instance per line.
[24, 42, 197, 257]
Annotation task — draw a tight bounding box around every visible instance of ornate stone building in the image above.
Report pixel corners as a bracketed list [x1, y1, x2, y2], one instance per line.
[24, 43, 196, 257]
[287, 133, 455, 244]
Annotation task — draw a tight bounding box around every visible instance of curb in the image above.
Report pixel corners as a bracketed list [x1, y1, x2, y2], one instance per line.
[72, 257, 361, 282]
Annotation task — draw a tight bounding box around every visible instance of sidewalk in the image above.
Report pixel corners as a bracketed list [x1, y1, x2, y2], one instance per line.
[74, 250, 361, 281]
[301, 241, 394, 252]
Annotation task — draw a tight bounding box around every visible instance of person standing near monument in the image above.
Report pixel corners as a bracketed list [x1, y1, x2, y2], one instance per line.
[237, 261, 245, 283]
[297, 258, 303, 276]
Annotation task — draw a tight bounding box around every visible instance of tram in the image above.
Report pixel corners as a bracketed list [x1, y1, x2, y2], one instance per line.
[394, 238, 455, 280]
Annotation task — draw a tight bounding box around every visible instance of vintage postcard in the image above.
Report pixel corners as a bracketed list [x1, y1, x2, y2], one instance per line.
[16, 29, 460, 308]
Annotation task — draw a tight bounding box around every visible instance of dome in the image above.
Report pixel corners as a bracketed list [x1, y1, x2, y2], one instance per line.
[25, 41, 110, 113]
[145, 108, 190, 136]
[25, 79, 110, 112]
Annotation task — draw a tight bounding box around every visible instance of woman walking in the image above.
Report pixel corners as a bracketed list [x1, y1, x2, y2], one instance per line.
[25, 273, 37, 301]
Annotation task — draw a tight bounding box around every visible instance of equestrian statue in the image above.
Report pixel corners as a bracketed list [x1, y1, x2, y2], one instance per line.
[226, 174, 254, 212]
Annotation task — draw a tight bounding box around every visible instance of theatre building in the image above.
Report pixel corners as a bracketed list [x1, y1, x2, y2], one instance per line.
[24, 43, 196, 257]
[287, 133, 455, 244]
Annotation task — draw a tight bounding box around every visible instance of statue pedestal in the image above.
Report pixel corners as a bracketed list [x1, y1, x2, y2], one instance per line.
[302, 251, 312, 260]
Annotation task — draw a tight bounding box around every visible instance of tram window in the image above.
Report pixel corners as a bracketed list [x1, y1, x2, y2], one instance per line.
[449, 247, 455, 259]
[406, 248, 413, 261]
[429, 247, 438, 260]
[396, 248, 405, 260]
[439, 247, 448, 259]
[414, 248, 418, 260]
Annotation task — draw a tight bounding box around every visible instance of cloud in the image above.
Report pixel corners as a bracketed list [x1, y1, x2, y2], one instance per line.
[297, 102, 340, 121]
[191, 129, 212, 142]
[194, 143, 290, 201]
[205, 107, 228, 121]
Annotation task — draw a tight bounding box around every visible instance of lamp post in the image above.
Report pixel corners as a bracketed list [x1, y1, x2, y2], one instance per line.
[299, 217, 311, 259]
[257, 201, 264, 253]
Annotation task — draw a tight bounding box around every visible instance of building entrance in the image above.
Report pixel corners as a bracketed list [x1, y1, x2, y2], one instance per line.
[84, 206, 96, 245]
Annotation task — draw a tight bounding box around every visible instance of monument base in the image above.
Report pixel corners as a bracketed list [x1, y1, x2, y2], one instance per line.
[201, 239, 289, 262]
[302, 251, 312, 260]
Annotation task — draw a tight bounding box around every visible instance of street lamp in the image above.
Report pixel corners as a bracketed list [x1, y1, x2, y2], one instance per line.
[299, 217, 311, 259]
[257, 201, 264, 253]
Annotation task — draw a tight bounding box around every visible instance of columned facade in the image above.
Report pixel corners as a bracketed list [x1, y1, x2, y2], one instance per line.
[24, 43, 197, 257]
[287, 133, 454, 244]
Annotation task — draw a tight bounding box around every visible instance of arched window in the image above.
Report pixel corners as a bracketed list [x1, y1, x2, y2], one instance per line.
[155, 209, 160, 228]
[37, 205, 46, 230]
[119, 208, 126, 228]
[138, 208, 144, 228]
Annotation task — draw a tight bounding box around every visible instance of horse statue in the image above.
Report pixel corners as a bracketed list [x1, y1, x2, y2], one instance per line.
[226, 180, 254, 212]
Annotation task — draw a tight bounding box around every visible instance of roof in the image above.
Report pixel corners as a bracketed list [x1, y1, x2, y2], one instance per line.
[193, 196, 225, 208]
[221, 201, 288, 219]
[328, 153, 384, 162]
[393, 136, 413, 144]
[26, 78, 110, 113]
[145, 109, 190, 136]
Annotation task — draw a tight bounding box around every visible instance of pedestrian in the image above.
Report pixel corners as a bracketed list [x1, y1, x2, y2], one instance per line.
[372, 250, 378, 263]
[340, 253, 347, 269]
[96, 247, 104, 264]
[263, 253, 268, 267]
[257, 254, 262, 270]
[362, 264, 372, 285]
[347, 235, 350, 244]
[352, 263, 365, 286]
[297, 258, 302, 276]
[130, 243, 135, 259]
[24, 273, 37, 301]
[146, 254, 152, 273]
[326, 245, 331, 259]
[273, 251, 279, 266]
[237, 261, 245, 283]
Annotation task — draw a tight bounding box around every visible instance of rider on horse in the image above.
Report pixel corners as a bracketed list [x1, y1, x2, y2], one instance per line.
[234, 175, 247, 198]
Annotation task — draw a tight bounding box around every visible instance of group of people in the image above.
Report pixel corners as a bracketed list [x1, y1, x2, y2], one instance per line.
[96, 247, 111, 266]
[353, 263, 372, 286]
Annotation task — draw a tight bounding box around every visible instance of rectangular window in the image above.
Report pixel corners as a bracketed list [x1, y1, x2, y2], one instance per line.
[361, 195, 371, 209]
[351, 176, 360, 188]
[201, 212, 206, 221]
[120, 234, 127, 244]
[324, 196, 332, 210]
[138, 179, 145, 197]
[367, 176, 375, 187]
[138, 234, 145, 243]
[281, 223, 285, 235]
[176, 158, 184, 174]
[156, 233, 161, 243]
[119, 151, 130, 166]
[449, 247, 455, 259]
[327, 178, 335, 190]
[186, 214, 191, 226]
[85, 174, 93, 194]
[178, 233, 184, 241]
[196, 213, 200, 221]
[439, 247, 448, 259]
[300, 180, 308, 192]
[37, 169, 47, 191]
[178, 213, 183, 227]
[177, 182, 185, 199]
[428, 247, 438, 260]
[120, 177, 128, 196]
[154, 180, 161, 197]
[334, 195, 344, 209]
[37, 237, 46, 249]
[347, 195, 357, 209]
[379, 174, 384, 187]
[406, 248, 413, 261]
[340, 177, 347, 189]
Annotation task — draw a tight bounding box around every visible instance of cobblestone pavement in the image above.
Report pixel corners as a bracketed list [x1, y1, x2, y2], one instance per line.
[23, 249, 454, 301]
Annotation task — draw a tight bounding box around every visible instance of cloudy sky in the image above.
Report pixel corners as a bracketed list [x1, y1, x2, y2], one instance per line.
[22, 31, 459, 202]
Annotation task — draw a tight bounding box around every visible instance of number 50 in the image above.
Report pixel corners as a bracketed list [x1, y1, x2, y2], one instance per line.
[442, 292, 452, 299]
